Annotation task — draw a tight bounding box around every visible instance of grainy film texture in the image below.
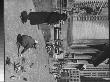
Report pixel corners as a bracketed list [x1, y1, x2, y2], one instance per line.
[4, 0, 109, 82]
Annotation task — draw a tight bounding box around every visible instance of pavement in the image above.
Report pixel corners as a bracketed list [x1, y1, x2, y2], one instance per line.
[5, 0, 56, 82]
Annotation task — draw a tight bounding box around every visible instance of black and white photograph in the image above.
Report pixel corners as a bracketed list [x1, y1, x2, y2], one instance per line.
[4, 0, 109, 82]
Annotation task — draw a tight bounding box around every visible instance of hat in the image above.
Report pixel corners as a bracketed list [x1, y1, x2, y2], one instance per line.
[20, 11, 28, 24]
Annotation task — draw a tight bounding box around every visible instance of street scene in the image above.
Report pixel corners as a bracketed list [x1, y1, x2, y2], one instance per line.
[5, 0, 109, 82]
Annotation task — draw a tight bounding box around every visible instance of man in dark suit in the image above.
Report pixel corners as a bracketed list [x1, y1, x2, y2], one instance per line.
[20, 11, 67, 26]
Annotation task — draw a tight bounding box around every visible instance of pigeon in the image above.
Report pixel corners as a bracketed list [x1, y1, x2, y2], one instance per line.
[16, 34, 38, 56]
[6, 57, 12, 65]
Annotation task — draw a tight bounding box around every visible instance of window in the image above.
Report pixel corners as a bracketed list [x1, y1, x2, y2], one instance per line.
[57, 0, 67, 8]
[63, 0, 67, 8]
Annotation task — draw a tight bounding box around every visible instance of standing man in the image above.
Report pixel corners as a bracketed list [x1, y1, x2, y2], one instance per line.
[20, 11, 67, 26]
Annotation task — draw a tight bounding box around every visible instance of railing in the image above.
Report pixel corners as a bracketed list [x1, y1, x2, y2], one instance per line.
[69, 1, 108, 8]
[76, 15, 108, 21]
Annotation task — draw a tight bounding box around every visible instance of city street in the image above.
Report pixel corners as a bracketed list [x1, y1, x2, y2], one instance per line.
[4, 0, 109, 82]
